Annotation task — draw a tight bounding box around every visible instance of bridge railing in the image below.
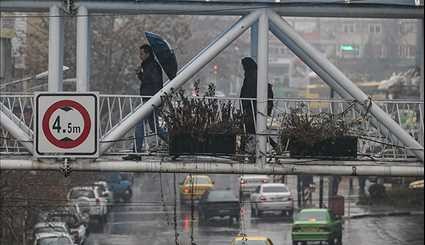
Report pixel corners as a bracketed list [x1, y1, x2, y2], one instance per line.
[1, 94, 423, 160]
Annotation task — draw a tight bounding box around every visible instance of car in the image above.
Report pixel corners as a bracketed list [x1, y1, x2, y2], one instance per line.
[231, 235, 274, 245]
[179, 175, 214, 203]
[292, 209, 343, 245]
[93, 181, 114, 205]
[39, 209, 87, 245]
[250, 183, 294, 217]
[119, 172, 135, 186]
[198, 189, 241, 225]
[67, 186, 108, 223]
[33, 222, 71, 235]
[240, 175, 271, 195]
[409, 179, 424, 189]
[106, 172, 133, 202]
[34, 232, 75, 245]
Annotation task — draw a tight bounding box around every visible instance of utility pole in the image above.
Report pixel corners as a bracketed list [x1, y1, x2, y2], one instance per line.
[417, 19, 424, 147]
[319, 176, 324, 208]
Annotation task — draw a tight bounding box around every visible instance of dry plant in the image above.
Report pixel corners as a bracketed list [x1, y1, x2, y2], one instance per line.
[158, 81, 244, 143]
[278, 104, 359, 155]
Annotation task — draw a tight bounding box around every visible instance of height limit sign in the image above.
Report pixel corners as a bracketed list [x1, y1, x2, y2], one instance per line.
[35, 93, 99, 158]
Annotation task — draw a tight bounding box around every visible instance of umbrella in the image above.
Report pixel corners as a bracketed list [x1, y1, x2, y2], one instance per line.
[145, 32, 178, 80]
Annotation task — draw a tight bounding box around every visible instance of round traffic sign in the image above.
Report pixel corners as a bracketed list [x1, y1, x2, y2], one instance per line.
[42, 100, 91, 149]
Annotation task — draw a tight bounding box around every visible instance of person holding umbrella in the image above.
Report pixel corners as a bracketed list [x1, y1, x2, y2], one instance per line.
[123, 44, 167, 160]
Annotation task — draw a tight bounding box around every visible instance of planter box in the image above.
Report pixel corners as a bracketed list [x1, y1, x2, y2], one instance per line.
[169, 133, 236, 155]
[288, 136, 357, 159]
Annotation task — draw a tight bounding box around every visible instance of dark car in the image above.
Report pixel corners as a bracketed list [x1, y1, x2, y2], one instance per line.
[106, 172, 133, 202]
[198, 189, 241, 225]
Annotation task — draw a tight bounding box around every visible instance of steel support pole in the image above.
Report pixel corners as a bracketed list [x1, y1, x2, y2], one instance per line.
[0, 110, 33, 154]
[76, 5, 90, 92]
[48, 5, 64, 92]
[100, 10, 262, 154]
[256, 10, 268, 165]
[269, 11, 424, 162]
[1, 159, 423, 176]
[319, 176, 324, 208]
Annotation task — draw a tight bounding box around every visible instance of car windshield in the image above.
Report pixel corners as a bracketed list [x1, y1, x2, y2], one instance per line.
[75, 201, 91, 214]
[70, 189, 95, 199]
[207, 191, 236, 201]
[296, 211, 328, 222]
[234, 240, 268, 245]
[34, 227, 67, 234]
[262, 186, 288, 193]
[37, 237, 72, 245]
[186, 176, 210, 185]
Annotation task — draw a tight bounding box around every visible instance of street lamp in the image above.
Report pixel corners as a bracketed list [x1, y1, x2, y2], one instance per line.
[0, 66, 69, 90]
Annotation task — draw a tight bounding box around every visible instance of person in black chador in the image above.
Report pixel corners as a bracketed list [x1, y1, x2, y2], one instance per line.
[239, 57, 276, 153]
[123, 44, 167, 160]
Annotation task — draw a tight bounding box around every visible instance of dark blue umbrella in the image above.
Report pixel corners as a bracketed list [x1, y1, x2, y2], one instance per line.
[145, 32, 178, 80]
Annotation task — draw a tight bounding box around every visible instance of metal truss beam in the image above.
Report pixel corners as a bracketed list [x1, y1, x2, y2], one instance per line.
[0, 159, 423, 177]
[0, 1, 423, 19]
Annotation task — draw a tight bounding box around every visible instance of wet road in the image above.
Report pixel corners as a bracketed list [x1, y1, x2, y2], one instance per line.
[86, 173, 424, 245]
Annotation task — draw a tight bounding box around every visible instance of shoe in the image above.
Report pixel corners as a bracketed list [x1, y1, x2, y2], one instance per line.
[122, 154, 142, 161]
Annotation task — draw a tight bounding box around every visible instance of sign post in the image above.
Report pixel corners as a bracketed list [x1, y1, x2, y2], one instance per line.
[35, 93, 98, 158]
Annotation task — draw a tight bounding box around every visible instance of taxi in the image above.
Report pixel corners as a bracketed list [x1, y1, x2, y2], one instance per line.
[292, 209, 342, 245]
[179, 175, 214, 203]
[231, 235, 274, 245]
[409, 179, 424, 189]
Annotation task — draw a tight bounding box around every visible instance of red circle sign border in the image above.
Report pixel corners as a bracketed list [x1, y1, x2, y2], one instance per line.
[42, 99, 91, 149]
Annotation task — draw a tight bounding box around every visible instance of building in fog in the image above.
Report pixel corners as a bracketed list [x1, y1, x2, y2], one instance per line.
[269, 18, 420, 99]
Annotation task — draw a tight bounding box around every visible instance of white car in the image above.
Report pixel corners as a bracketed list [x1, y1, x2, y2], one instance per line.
[33, 222, 70, 235]
[250, 183, 294, 217]
[240, 175, 271, 195]
[34, 232, 74, 245]
[40, 209, 87, 245]
[67, 186, 108, 223]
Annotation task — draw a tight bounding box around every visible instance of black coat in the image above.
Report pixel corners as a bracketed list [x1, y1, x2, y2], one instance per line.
[240, 58, 274, 134]
[137, 56, 163, 96]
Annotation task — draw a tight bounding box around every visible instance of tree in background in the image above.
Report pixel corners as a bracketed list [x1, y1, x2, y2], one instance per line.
[23, 14, 192, 94]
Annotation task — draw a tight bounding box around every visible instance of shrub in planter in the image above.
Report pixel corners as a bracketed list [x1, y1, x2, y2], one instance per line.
[278, 104, 359, 159]
[158, 82, 243, 155]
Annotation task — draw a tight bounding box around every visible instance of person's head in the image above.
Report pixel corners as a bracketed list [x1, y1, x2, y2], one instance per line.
[241, 57, 257, 72]
[140, 44, 153, 62]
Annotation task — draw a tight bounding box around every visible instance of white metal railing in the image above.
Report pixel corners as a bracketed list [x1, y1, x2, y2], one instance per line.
[0, 94, 34, 154]
[0, 94, 423, 161]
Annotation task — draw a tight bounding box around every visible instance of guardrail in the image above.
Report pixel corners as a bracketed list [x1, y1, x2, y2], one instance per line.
[0, 94, 423, 161]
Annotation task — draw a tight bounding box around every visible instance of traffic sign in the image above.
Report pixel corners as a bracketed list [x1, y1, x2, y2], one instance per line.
[35, 93, 98, 158]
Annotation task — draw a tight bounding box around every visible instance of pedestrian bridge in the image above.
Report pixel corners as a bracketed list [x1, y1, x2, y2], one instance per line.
[1, 94, 422, 161]
[0, 0, 423, 176]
